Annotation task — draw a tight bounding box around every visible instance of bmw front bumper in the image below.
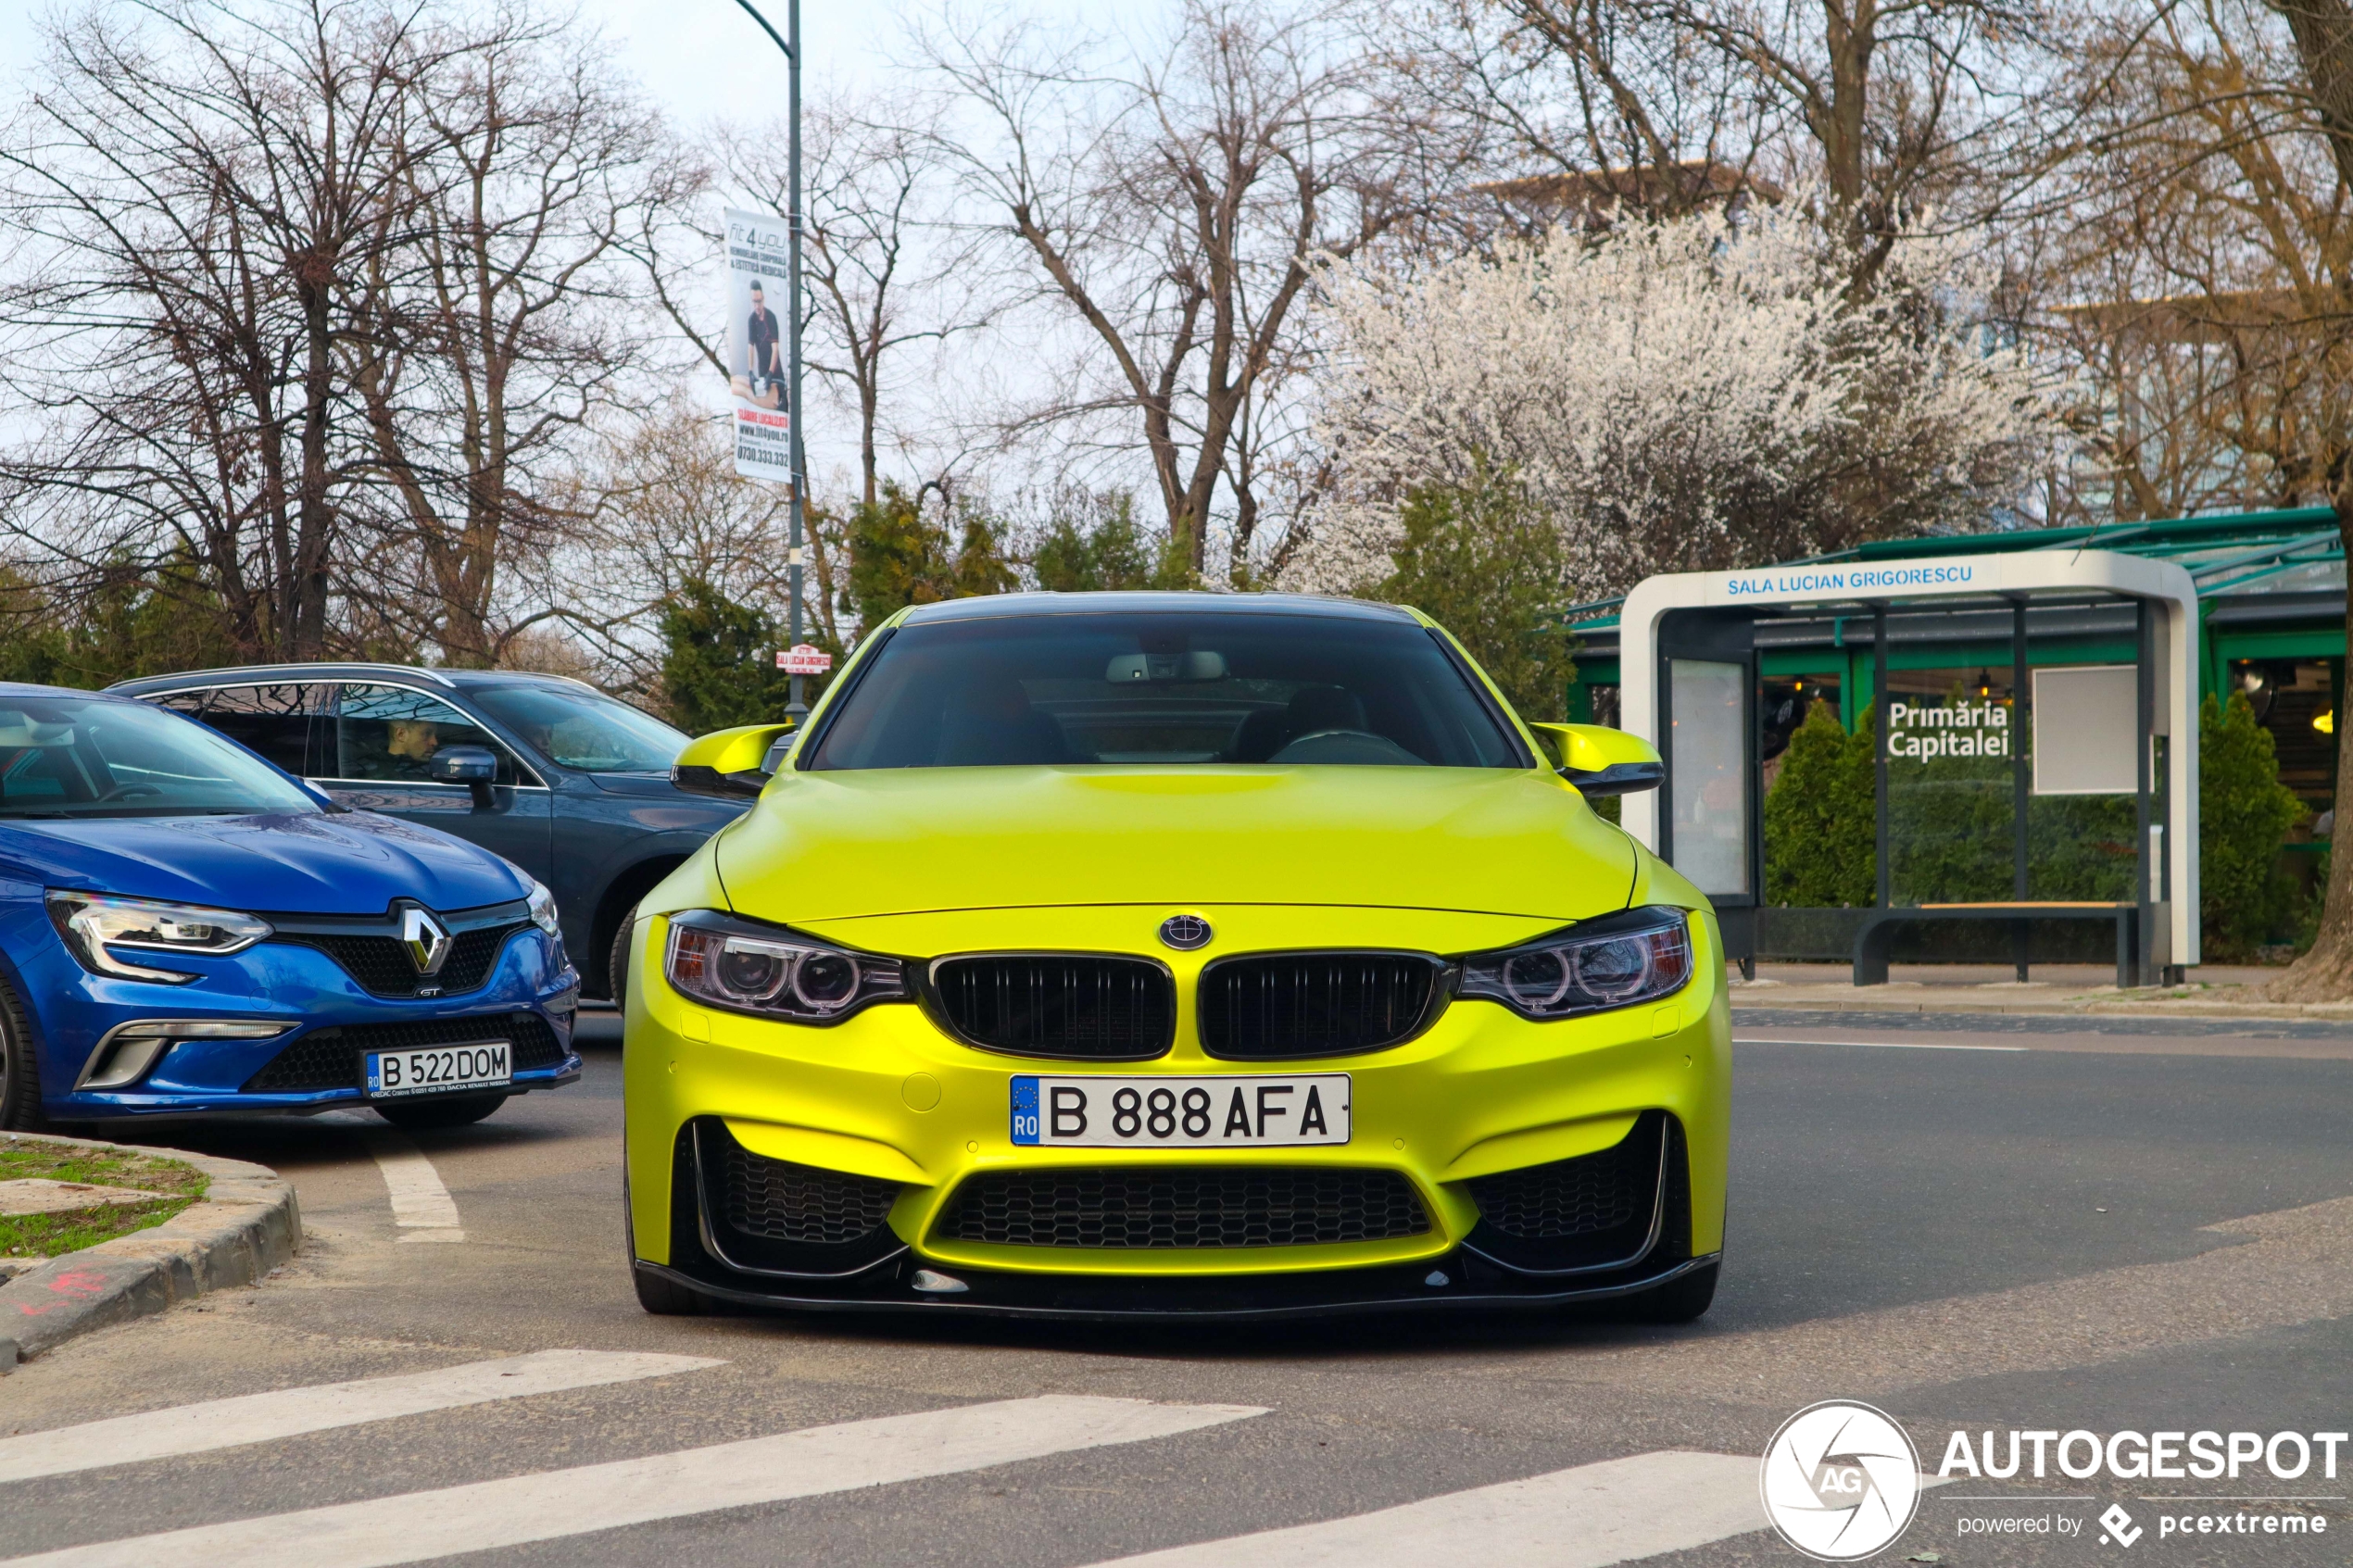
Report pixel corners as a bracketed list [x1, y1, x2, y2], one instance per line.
[624, 904, 1731, 1321]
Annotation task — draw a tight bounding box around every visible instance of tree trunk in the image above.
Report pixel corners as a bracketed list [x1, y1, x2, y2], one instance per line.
[2266, 0, 2353, 998]
[2266, 483, 2353, 998]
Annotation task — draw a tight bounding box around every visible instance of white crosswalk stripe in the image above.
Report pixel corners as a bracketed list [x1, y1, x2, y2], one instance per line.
[1083, 1451, 1768, 1567]
[0, 1349, 724, 1486]
[363, 1131, 465, 1241]
[1, 1395, 1267, 1568]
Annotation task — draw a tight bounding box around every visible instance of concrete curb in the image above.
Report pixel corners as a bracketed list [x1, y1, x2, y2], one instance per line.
[0, 1133, 301, 1373]
[1727, 988, 2353, 1022]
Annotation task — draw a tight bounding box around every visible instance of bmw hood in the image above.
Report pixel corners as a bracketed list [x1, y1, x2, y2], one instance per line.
[0, 810, 530, 916]
[717, 766, 1641, 922]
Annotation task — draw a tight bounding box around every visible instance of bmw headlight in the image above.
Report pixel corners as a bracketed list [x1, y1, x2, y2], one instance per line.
[46, 891, 273, 984]
[1456, 906, 1693, 1020]
[663, 910, 910, 1023]
[526, 880, 560, 936]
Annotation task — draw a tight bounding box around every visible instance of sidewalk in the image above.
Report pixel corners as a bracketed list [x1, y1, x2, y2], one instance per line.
[1722, 961, 2353, 1020]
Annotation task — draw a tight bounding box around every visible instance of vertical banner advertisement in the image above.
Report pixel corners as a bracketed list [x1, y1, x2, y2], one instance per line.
[724, 206, 793, 483]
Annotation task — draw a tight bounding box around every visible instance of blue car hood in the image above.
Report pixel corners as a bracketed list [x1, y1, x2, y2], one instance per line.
[0, 810, 527, 916]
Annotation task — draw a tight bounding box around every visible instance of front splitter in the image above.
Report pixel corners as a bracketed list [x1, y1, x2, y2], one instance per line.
[636, 1249, 1719, 1324]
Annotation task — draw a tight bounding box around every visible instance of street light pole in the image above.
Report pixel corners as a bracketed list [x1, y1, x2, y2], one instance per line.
[732, 0, 809, 720]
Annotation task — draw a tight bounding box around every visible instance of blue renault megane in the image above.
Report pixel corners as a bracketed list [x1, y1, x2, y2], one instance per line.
[0, 685, 580, 1131]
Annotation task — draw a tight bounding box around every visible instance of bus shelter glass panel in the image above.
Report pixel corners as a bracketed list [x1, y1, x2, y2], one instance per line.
[1668, 658, 1749, 897]
[1759, 676, 1850, 904]
[2025, 664, 2138, 903]
[1885, 665, 2019, 906]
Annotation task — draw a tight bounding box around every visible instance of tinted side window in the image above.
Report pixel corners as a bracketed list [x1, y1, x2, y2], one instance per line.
[333, 684, 521, 785]
[172, 684, 333, 778]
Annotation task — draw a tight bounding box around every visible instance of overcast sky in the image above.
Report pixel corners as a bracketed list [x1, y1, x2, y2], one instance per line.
[1, 1, 1120, 131]
[0, 1, 896, 119]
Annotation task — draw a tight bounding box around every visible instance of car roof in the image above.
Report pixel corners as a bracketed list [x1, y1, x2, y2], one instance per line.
[104, 663, 600, 696]
[898, 591, 1421, 625]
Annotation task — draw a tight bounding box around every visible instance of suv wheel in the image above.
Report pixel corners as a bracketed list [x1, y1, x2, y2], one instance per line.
[608, 905, 638, 1010]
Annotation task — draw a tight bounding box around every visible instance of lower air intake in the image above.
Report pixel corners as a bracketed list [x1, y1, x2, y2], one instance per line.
[1461, 1111, 1677, 1275]
[936, 1167, 1428, 1248]
[687, 1120, 907, 1278]
[715, 1139, 901, 1245]
[1468, 1120, 1658, 1238]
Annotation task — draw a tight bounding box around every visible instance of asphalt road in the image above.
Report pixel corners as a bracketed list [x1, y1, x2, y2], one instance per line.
[4, 1011, 2350, 1566]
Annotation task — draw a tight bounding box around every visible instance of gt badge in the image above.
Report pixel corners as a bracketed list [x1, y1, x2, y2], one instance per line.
[399, 906, 452, 975]
[1158, 914, 1212, 950]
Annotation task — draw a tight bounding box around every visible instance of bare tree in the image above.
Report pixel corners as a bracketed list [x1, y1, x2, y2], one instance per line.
[341, 7, 679, 667]
[1365, 0, 1777, 231]
[923, 0, 1447, 580]
[509, 401, 849, 700]
[0, 0, 428, 659]
[1390, 0, 2050, 292]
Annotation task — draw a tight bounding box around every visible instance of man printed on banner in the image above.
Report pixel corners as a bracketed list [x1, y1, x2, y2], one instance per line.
[744, 279, 784, 411]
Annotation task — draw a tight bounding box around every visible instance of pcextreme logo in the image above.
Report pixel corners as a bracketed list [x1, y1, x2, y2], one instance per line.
[1760, 1400, 1924, 1561]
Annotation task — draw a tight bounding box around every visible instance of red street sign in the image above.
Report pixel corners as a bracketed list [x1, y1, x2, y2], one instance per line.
[776, 644, 833, 675]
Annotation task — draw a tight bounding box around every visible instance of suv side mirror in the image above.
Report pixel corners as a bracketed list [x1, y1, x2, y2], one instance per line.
[673, 721, 796, 800]
[1528, 722, 1665, 797]
[429, 745, 501, 810]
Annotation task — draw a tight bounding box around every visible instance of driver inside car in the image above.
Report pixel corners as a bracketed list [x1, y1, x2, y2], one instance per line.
[386, 719, 442, 770]
[1230, 684, 1367, 761]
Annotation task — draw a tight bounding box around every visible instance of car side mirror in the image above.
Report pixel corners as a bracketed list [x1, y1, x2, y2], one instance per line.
[673, 721, 796, 800]
[429, 745, 501, 810]
[1528, 722, 1665, 797]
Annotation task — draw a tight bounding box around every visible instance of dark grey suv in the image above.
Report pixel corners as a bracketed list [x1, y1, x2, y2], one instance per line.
[107, 664, 749, 999]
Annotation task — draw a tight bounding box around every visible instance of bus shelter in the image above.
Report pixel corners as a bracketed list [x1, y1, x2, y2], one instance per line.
[1616, 550, 2199, 985]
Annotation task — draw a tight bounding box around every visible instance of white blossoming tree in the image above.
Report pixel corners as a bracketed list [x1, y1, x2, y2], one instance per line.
[1287, 202, 2053, 598]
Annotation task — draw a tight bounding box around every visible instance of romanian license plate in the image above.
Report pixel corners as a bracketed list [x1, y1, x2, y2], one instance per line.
[365, 1041, 512, 1099]
[1010, 1073, 1350, 1148]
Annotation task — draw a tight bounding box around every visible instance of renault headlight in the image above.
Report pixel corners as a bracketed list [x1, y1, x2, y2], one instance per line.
[663, 910, 911, 1023]
[1456, 906, 1692, 1020]
[526, 880, 560, 936]
[46, 891, 273, 984]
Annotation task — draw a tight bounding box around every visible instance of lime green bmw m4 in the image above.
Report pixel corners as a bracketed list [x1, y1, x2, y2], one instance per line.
[623, 592, 1728, 1322]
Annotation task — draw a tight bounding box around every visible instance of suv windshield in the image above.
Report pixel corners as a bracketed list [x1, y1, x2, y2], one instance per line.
[467, 684, 690, 773]
[0, 696, 319, 817]
[807, 610, 1529, 771]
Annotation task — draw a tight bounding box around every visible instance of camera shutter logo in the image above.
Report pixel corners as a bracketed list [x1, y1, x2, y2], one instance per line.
[1759, 1400, 1923, 1561]
[399, 907, 452, 976]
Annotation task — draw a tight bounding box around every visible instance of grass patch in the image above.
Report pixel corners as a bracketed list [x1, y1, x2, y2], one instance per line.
[0, 1135, 208, 1261]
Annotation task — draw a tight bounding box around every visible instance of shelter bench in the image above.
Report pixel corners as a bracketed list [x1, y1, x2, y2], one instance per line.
[1851, 902, 2140, 988]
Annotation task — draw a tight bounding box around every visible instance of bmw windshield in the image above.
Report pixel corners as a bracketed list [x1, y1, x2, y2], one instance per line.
[806, 609, 1530, 770]
[0, 696, 320, 817]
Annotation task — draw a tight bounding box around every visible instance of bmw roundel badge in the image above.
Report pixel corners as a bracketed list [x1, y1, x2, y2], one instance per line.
[1158, 914, 1212, 950]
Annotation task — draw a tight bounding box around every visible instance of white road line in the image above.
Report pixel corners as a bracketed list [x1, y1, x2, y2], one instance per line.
[1082, 1451, 1766, 1568]
[3, 1396, 1265, 1568]
[0, 1350, 725, 1486]
[362, 1130, 464, 1239]
[1734, 1036, 2030, 1052]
